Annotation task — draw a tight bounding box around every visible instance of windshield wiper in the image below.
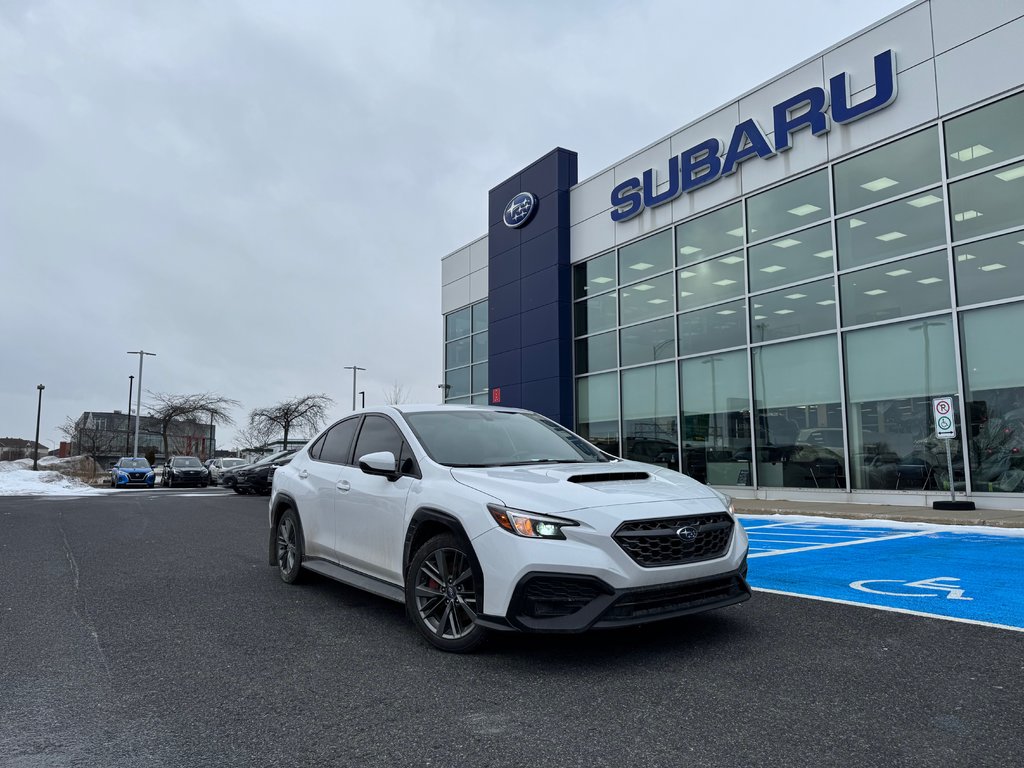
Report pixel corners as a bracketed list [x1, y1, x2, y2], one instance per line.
[502, 459, 581, 466]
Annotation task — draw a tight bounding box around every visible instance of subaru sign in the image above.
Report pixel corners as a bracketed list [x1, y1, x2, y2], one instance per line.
[610, 50, 898, 222]
[503, 192, 538, 228]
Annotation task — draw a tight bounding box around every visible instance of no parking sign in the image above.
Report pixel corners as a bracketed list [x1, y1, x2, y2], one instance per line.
[933, 396, 955, 439]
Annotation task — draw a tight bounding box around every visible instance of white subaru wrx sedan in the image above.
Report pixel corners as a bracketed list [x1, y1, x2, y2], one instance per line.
[268, 405, 750, 652]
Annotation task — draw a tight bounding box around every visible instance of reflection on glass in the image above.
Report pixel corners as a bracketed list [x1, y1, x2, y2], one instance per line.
[575, 292, 617, 336]
[837, 189, 946, 270]
[945, 92, 1024, 178]
[446, 338, 470, 368]
[446, 366, 471, 398]
[619, 273, 674, 325]
[677, 252, 745, 309]
[748, 222, 833, 293]
[622, 364, 678, 470]
[472, 363, 487, 393]
[620, 317, 675, 368]
[472, 332, 488, 363]
[675, 202, 744, 265]
[573, 252, 616, 299]
[576, 373, 620, 456]
[575, 331, 617, 374]
[840, 250, 951, 327]
[750, 278, 836, 342]
[961, 303, 1024, 494]
[949, 161, 1024, 242]
[680, 351, 752, 485]
[446, 307, 472, 339]
[833, 127, 940, 213]
[752, 335, 843, 489]
[844, 317, 958, 490]
[954, 232, 1024, 306]
[619, 230, 672, 283]
[678, 300, 746, 356]
[747, 170, 829, 242]
[472, 301, 488, 333]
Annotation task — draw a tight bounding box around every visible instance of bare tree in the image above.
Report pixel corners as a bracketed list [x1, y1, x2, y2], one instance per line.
[146, 392, 240, 458]
[232, 421, 276, 453]
[59, 414, 122, 459]
[248, 394, 333, 449]
[383, 381, 409, 405]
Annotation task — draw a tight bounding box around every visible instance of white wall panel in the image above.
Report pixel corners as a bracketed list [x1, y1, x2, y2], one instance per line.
[570, 169, 614, 226]
[827, 60, 937, 162]
[441, 245, 472, 286]
[670, 167, 742, 222]
[441, 275, 471, 314]
[570, 213, 616, 264]
[469, 237, 488, 273]
[468, 268, 488, 304]
[614, 193, 676, 246]
[737, 60, 825, 135]
[740, 126, 829, 195]
[613, 139, 672, 188]
[931, 0, 1024, 54]
[935, 17, 1024, 114]
[824, 2, 933, 79]
[669, 104, 741, 159]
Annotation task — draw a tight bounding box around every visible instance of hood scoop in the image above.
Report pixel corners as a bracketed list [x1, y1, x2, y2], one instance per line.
[567, 471, 650, 484]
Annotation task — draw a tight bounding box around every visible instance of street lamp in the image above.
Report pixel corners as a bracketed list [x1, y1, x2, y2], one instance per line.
[438, 383, 451, 403]
[125, 374, 134, 455]
[33, 384, 45, 471]
[344, 365, 366, 411]
[127, 350, 156, 457]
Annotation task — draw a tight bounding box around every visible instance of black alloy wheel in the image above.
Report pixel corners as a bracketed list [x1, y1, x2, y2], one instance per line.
[276, 508, 303, 583]
[406, 533, 487, 653]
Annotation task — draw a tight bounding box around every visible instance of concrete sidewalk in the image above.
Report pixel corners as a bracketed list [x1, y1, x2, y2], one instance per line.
[731, 497, 1024, 528]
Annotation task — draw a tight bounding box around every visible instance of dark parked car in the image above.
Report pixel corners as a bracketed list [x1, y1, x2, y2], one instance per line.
[162, 456, 210, 488]
[221, 450, 293, 493]
[110, 457, 155, 488]
[232, 450, 296, 495]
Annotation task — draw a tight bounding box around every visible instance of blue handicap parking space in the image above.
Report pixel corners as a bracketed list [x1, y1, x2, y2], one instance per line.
[738, 516, 1024, 631]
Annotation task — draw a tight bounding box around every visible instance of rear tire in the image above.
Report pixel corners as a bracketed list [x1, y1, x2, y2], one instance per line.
[276, 508, 304, 584]
[406, 533, 487, 653]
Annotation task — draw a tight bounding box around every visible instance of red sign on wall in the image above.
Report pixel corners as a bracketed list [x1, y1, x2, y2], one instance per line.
[491, 387, 501, 403]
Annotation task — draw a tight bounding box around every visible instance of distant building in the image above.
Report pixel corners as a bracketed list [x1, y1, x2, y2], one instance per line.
[70, 411, 216, 467]
[0, 438, 47, 462]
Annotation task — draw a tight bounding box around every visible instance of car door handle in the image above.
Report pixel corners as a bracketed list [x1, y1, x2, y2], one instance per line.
[336, 480, 351, 492]
[298, 469, 309, 479]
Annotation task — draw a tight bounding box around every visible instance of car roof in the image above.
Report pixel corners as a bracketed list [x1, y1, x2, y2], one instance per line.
[383, 403, 531, 415]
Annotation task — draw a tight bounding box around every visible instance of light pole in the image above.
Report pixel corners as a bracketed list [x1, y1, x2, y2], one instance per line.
[344, 365, 365, 411]
[33, 384, 45, 471]
[125, 374, 134, 455]
[127, 350, 156, 457]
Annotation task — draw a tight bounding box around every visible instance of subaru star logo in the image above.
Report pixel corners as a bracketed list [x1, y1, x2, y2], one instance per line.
[503, 192, 537, 228]
[676, 526, 699, 542]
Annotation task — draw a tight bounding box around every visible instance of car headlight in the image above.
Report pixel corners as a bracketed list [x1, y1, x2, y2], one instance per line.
[708, 487, 735, 516]
[487, 504, 578, 540]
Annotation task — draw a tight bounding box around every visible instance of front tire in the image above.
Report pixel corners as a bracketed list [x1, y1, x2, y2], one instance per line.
[406, 534, 487, 653]
[276, 508, 304, 584]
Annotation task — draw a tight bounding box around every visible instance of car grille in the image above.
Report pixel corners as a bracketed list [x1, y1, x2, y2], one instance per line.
[520, 576, 609, 618]
[613, 513, 733, 567]
[602, 574, 748, 622]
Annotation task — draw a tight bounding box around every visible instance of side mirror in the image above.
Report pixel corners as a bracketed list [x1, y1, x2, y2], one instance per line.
[358, 451, 400, 481]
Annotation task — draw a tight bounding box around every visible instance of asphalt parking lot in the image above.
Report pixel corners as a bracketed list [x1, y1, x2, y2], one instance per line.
[2, 491, 1021, 768]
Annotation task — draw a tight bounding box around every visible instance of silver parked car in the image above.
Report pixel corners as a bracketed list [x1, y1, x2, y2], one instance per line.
[208, 457, 246, 485]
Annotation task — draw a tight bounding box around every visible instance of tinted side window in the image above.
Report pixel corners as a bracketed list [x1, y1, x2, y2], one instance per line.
[318, 418, 360, 464]
[307, 432, 327, 460]
[399, 441, 420, 478]
[353, 415, 404, 460]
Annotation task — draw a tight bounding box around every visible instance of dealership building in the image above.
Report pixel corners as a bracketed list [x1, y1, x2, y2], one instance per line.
[440, 0, 1024, 509]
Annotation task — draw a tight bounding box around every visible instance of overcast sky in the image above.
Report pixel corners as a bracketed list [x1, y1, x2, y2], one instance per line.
[1, 0, 912, 450]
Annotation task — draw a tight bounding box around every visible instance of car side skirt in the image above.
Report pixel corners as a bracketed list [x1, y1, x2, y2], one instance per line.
[301, 558, 405, 604]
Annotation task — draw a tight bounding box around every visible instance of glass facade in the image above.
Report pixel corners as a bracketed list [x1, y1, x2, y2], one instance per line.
[443, 300, 488, 404]
[570, 90, 1024, 496]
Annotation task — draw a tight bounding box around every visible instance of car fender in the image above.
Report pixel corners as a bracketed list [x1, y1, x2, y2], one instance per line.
[268, 491, 301, 566]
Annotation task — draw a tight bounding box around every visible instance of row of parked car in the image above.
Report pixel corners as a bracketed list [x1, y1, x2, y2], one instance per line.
[108, 451, 297, 493]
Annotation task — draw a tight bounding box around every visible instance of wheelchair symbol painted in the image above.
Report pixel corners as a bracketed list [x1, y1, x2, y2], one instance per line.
[850, 577, 972, 600]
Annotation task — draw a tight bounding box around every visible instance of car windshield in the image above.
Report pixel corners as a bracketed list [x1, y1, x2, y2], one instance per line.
[404, 409, 609, 467]
[222, 459, 245, 468]
[120, 458, 150, 468]
[255, 451, 294, 466]
[172, 457, 202, 467]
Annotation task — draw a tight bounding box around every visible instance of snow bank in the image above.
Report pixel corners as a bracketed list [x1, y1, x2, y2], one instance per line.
[0, 457, 109, 496]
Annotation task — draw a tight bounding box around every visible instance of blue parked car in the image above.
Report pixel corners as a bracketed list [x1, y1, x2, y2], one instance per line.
[110, 457, 155, 488]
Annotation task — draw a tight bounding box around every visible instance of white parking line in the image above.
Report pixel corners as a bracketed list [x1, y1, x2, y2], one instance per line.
[749, 529, 933, 558]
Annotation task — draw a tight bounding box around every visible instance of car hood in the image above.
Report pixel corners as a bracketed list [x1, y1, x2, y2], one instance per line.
[449, 460, 722, 514]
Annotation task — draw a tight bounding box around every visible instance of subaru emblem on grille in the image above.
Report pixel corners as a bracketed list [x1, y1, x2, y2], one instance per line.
[676, 526, 698, 542]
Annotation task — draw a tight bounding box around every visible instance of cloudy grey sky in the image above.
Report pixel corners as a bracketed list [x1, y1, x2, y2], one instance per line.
[1, 0, 911, 450]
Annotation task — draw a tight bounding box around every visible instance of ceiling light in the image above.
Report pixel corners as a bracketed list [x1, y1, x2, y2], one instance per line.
[632, 284, 653, 291]
[864, 289, 887, 296]
[712, 279, 737, 286]
[886, 269, 912, 277]
[754, 314, 767, 320]
[995, 166, 1024, 181]
[788, 204, 821, 216]
[814, 249, 834, 259]
[785, 293, 807, 300]
[917, 277, 943, 284]
[647, 298, 668, 304]
[954, 210, 983, 221]
[760, 265, 786, 273]
[679, 245, 703, 255]
[774, 309, 795, 315]
[957, 253, 976, 261]
[907, 194, 942, 208]
[629, 262, 654, 270]
[678, 270, 696, 279]
[773, 238, 802, 249]
[719, 255, 744, 264]
[679, 291, 693, 297]
[848, 218, 866, 229]
[980, 263, 1007, 271]
[949, 144, 992, 162]
[816, 300, 836, 306]
[716, 310, 737, 315]
[860, 177, 898, 192]
[726, 227, 745, 238]
[591, 276, 613, 284]
[875, 231, 906, 242]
